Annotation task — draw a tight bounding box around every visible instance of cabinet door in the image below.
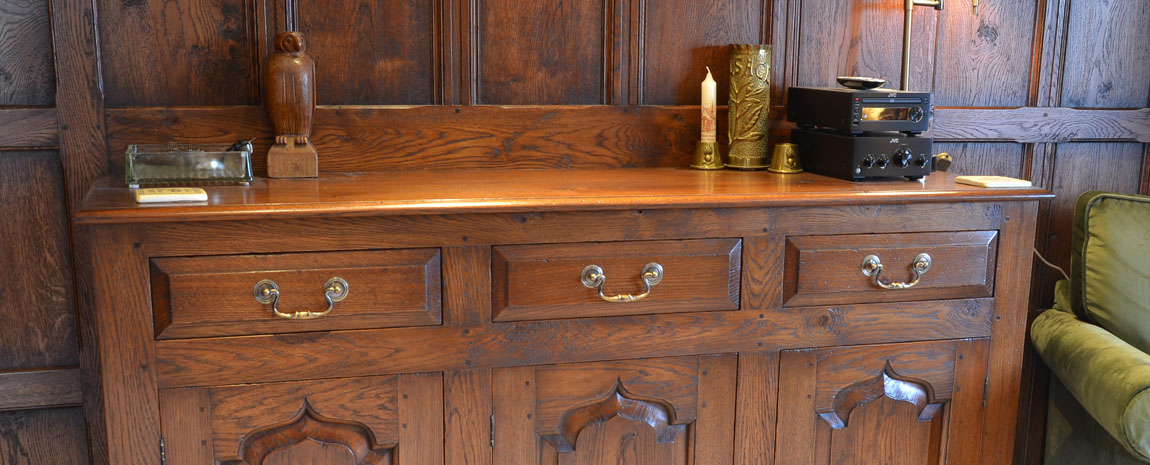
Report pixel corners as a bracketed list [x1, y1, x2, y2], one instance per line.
[775, 339, 989, 465]
[158, 373, 443, 465]
[492, 355, 736, 465]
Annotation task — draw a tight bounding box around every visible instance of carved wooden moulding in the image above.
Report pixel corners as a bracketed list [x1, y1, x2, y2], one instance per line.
[226, 401, 392, 465]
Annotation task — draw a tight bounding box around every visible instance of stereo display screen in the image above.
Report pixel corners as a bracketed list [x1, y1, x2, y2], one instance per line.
[861, 107, 910, 121]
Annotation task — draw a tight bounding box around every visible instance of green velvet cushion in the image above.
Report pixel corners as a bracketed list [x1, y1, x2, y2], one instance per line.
[1032, 289, 1150, 462]
[1070, 191, 1150, 354]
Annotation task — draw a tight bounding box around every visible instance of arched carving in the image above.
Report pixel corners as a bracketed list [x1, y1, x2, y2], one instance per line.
[541, 379, 686, 453]
[222, 401, 393, 465]
[819, 362, 944, 430]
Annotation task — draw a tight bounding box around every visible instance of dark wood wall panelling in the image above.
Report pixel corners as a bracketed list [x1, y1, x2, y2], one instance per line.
[2, 0, 1148, 463]
[0, 1, 90, 463]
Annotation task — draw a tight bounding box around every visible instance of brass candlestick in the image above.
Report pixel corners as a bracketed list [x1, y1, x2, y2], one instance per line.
[691, 141, 724, 169]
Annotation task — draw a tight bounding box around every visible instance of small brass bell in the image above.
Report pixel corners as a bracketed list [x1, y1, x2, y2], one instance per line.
[768, 143, 802, 173]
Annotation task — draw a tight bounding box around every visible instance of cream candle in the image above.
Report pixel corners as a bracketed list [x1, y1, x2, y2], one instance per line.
[701, 67, 717, 143]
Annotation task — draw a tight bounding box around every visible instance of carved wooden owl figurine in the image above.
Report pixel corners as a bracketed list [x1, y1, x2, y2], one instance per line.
[265, 31, 318, 177]
[267, 31, 315, 147]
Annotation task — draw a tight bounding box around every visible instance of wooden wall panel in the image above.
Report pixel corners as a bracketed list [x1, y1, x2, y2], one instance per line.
[0, 0, 54, 106]
[642, 0, 764, 105]
[0, 151, 76, 371]
[932, 0, 1035, 107]
[796, 0, 937, 91]
[1040, 143, 1144, 291]
[477, 0, 604, 104]
[296, 0, 434, 105]
[105, 106, 700, 174]
[936, 142, 1025, 178]
[0, 408, 89, 465]
[1061, 1, 1150, 108]
[97, 0, 256, 106]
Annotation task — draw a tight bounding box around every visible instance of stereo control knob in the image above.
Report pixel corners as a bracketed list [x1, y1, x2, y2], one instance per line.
[894, 148, 912, 168]
[861, 155, 876, 168]
[876, 155, 890, 168]
[915, 155, 929, 167]
[908, 105, 924, 123]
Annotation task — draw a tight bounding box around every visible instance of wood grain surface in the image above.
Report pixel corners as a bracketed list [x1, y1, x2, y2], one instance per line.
[296, 0, 434, 105]
[0, 408, 89, 465]
[641, 0, 763, 105]
[935, 142, 1024, 178]
[133, 203, 1009, 263]
[0, 151, 76, 371]
[150, 249, 442, 338]
[478, 0, 603, 104]
[0, 368, 82, 411]
[96, 0, 256, 106]
[74, 169, 1049, 225]
[932, 0, 1036, 107]
[492, 239, 740, 321]
[74, 224, 160, 465]
[51, 0, 109, 215]
[1061, 0, 1150, 108]
[977, 201, 1039, 465]
[104, 106, 701, 174]
[734, 351, 779, 465]
[933, 107, 1150, 143]
[152, 297, 996, 389]
[944, 338, 990, 465]
[783, 231, 998, 307]
[445, 369, 492, 465]
[796, 0, 937, 91]
[444, 247, 493, 325]
[0, 108, 57, 148]
[0, 0, 54, 106]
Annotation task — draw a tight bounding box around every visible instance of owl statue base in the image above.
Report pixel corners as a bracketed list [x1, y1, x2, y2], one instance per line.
[267, 139, 318, 178]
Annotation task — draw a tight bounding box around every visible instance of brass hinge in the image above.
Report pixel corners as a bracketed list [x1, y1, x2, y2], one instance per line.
[983, 377, 990, 406]
[490, 414, 496, 448]
[160, 437, 167, 465]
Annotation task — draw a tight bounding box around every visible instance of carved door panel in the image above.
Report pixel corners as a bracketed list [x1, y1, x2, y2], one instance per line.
[774, 339, 989, 465]
[158, 373, 443, 465]
[492, 355, 737, 465]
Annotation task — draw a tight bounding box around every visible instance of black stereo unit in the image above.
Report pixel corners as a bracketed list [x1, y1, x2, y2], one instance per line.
[787, 86, 931, 135]
[791, 128, 933, 181]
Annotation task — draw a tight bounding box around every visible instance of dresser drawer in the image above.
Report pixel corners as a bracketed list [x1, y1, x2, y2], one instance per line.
[783, 231, 997, 307]
[492, 239, 741, 321]
[150, 249, 441, 339]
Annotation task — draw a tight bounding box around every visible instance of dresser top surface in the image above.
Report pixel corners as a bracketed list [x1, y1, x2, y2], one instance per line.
[75, 169, 1051, 224]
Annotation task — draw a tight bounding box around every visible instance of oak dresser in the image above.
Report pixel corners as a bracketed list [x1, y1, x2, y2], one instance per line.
[74, 168, 1049, 465]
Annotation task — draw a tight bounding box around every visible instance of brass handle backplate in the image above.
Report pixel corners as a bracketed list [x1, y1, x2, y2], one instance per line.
[580, 263, 663, 303]
[860, 253, 932, 290]
[253, 277, 349, 319]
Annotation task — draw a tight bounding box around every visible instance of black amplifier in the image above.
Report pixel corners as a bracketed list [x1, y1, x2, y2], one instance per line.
[791, 128, 932, 181]
[788, 87, 931, 135]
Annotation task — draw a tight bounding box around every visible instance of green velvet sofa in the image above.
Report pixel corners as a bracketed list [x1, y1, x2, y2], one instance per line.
[1031, 191, 1150, 464]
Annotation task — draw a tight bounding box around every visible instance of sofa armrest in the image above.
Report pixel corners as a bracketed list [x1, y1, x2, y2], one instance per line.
[1032, 307, 1150, 461]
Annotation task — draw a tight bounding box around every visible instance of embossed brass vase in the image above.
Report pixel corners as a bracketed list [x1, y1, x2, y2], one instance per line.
[726, 44, 771, 170]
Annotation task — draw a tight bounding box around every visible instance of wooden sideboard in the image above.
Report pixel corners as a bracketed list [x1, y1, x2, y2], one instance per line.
[74, 169, 1049, 465]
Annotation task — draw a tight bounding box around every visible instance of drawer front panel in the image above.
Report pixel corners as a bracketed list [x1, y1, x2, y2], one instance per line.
[783, 231, 997, 307]
[493, 239, 741, 321]
[151, 249, 441, 339]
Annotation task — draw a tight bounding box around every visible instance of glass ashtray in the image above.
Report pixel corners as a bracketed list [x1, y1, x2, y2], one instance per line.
[125, 142, 254, 188]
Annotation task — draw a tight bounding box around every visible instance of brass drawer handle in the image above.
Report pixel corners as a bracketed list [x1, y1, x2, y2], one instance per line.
[580, 263, 663, 303]
[860, 253, 932, 290]
[253, 277, 349, 319]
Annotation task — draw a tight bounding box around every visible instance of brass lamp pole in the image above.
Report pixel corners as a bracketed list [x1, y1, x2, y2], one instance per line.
[901, 0, 944, 90]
